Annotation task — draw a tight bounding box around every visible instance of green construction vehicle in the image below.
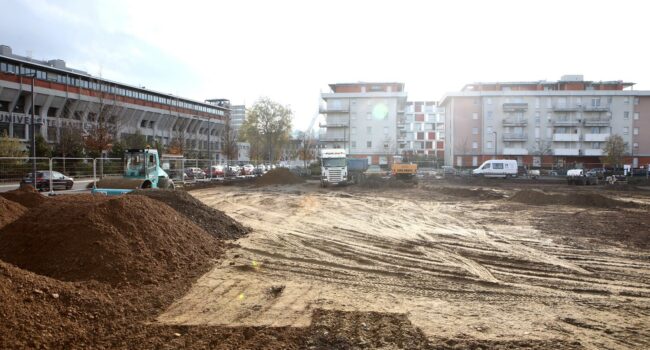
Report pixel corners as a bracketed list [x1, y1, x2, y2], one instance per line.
[92, 148, 174, 195]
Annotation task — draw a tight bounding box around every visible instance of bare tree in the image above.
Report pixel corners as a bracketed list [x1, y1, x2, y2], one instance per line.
[603, 134, 627, 169]
[222, 113, 238, 165]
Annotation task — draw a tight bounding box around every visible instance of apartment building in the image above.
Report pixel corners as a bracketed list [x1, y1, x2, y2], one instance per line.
[401, 101, 445, 162]
[441, 75, 650, 169]
[229, 104, 246, 132]
[319, 82, 407, 166]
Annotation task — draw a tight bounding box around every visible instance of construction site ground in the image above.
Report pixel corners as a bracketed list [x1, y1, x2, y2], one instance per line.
[1, 175, 649, 349]
[163, 179, 650, 349]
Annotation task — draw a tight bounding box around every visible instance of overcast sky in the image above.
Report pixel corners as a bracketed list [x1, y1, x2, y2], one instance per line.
[2, 0, 649, 130]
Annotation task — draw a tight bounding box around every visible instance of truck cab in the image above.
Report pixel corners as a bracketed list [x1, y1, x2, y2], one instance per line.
[319, 149, 348, 187]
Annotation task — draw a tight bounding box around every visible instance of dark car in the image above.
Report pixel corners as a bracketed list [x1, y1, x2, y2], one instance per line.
[21, 171, 74, 191]
[586, 168, 606, 180]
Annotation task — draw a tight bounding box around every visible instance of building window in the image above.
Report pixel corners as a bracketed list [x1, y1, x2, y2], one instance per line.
[366, 112, 371, 120]
[591, 98, 601, 107]
[487, 141, 493, 149]
[624, 111, 629, 119]
[486, 126, 492, 134]
[634, 112, 639, 120]
[634, 97, 639, 105]
[366, 126, 372, 134]
[546, 98, 552, 108]
[351, 127, 356, 135]
[367, 141, 372, 148]
[351, 141, 356, 148]
[417, 132, 424, 140]
[472, 127, 478, 135]
[535, 98, 540, 108]
[535, 112, 540, 124]
[383, 126, 388, 135]
[383, 143, 389, 149]
[535, 127, 540, 138]
[487, 111, 493, 119]
[633, 142, 639, 148]
[472, 112, 478, 120]
[472, 156, 478, 166]
[592, 142, 600, 149]
[351, 112, 356, 120]
[140, 120, 148, 128]
[633, 127, 639, 135]
[472, 141, 478, 149]
[623, 127, 629, 135]
[624, 97, 630, 104]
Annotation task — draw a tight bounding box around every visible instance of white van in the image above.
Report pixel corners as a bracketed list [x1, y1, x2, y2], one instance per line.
[472, 159, 518, 178]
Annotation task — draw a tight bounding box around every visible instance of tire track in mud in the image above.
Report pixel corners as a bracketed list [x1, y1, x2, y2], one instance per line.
[161, 187, 650, 349]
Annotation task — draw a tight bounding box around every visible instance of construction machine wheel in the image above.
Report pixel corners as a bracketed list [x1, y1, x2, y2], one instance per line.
[158, 177, 174, 190]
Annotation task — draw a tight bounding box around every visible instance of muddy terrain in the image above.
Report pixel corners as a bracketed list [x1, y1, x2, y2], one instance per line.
[161, 180, 650, 349]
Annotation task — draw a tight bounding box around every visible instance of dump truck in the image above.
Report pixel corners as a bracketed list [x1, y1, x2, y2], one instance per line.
[318, 148, 368, 186]
[92, 148, 174, 195]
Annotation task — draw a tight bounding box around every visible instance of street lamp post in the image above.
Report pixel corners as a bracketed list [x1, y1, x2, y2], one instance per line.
[20, 72, 37, 185]
[493, 131, 497, 159]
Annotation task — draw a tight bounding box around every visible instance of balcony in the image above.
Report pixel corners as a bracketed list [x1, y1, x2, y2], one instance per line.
[502, 102, 528, 112]
[503, 148, 529, 155]
[319, 136, 347, 142]
[584, 133, 610, 142]
[583, 106, 609, 112]
[318, 106, 349, 113]
[554, 148, 580, 156]
[319, 122, 348, 128]
[553, 133, 580, 142]
[502, 118, 528, 126]
[552, 118, 581, 126]
[583, 149, 604, 156]
[502, 133, 528, 141]
[583, 117, 611, 126]
[552, 105, 581, 112]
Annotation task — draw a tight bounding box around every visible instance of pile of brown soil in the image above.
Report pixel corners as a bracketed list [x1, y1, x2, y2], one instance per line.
[130, 189, 250, 240]
[0, 197, 27, 229]
[0, 185, 47, 208]
[427, 186, 505, 200]
[254, 168, 305, 186]
[0, 194, 222, 284]
[0, 260, 114, 349]
[359, 176, 416, 189]
[510, 190, 639, 208]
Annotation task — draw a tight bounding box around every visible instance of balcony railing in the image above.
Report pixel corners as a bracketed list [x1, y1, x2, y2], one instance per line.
[583, 118, 611, 126]
[502, 102, 528, 112]
[552, 133, 580, 142]
[552, 105, 581, 112]
[583, 106, 609, 112]
[318, 106, 349, 113]
[319, 136, 347, 142]
[584, 133, 610, 142]
[502, 118, 528, 126]
[553, 148, 580, 156]
[552, 119, 581, 126]
[502, 133, 528, 141]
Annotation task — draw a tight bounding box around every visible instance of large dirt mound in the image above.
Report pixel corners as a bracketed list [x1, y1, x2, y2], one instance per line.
[0, 260, 114, 349]
[0, 185, 47, 208]
[0, 197, 27, 229]
[130, 189, 250, 240]
[510, 190, 639, 208]
[255, 168, 305, 186]
[0, 194, 222, 284]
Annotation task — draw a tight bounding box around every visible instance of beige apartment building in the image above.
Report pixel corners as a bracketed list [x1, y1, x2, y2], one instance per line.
[441, 75, 650, 169]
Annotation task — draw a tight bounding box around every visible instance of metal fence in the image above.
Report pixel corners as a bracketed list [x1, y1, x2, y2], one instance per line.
[0, 156, 285, 192]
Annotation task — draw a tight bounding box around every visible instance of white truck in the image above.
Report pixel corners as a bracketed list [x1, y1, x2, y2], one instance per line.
[472, 159, 518, 178]
[319, 148, 348, 187]
[567, 169, 598, 185]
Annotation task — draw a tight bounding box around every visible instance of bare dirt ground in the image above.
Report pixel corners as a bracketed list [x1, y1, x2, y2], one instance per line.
[159, 180, 650, 349]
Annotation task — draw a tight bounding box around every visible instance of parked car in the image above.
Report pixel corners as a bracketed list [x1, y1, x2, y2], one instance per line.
[441, 166, 457, 175]
[206, 165, 225, 177]
[21, 171, 74, 191]
[184, 167, 206, 180]
[567, 168, 598, 185]
[257, 164, 267, 172]
[586, 168, 606, 180]
[242, 164, 255, 175]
